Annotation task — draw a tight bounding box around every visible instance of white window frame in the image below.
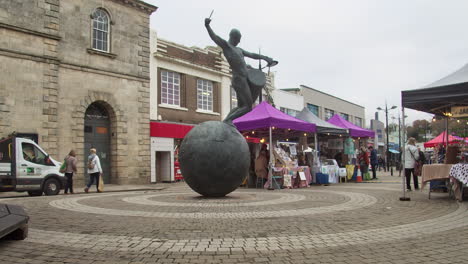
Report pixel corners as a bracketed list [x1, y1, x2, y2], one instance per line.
[161, 70, 181, 106]
[91, 8, 110, 52]
[197, 79, 213, 112]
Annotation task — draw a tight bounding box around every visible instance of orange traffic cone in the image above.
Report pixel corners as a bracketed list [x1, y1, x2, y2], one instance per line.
[356, 165, 363, 183]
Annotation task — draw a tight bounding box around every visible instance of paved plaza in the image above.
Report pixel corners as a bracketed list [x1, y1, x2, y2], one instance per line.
[0, 173, 467, 264]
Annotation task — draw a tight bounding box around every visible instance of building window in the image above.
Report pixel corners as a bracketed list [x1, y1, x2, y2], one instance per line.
[161, 70, 180, 106]
[91, 9, 110, 52]
[280, 107, 298, 117]
[231, 87, 238, 110]
[340, 113, 349, 121]
[307, 103, 319, 116]
[325, 108, 334, 120]
[197, 79, 213, 111]
[355, 117, 363, 127]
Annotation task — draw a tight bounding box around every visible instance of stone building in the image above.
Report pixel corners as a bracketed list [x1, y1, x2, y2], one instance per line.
[0, 0, 157, 185]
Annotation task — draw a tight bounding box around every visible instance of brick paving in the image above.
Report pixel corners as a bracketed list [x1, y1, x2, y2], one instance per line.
[1, 171, 467, 263]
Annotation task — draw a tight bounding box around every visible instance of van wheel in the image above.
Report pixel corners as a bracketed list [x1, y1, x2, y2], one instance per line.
[43, 178, 60, 196]
[27, 191, 43, 196]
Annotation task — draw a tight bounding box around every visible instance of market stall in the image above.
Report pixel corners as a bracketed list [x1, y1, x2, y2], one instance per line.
[327, 114, 375, 181]
[401, 62, 468, 201]
[233, 102, 317, 189]
[296, 108, 349, 184]
[424, 131, 465, 148]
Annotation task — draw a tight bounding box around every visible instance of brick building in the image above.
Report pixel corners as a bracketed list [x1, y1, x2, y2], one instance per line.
[149, 33, 276, 182]
[0, 0, 157, 185]
[149, 33, 232, 182]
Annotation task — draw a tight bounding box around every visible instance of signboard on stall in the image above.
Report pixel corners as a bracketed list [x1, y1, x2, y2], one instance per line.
[344, 138, 354, 155]
[451, 106, 468, 118]
[289, 145, 297, 155]
[328, 138, 344, 149]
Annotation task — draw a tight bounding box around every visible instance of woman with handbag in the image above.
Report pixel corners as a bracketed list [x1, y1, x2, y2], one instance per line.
[84, 148, 103, 193]
[404, 137, 420, 191]
[63, 150, 77, 194]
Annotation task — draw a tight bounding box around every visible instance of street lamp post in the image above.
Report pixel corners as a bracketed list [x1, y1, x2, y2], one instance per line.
[378, 104, 397, 176]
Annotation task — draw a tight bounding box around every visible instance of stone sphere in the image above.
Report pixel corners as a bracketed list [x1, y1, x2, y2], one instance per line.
[179, 121, 250, 197]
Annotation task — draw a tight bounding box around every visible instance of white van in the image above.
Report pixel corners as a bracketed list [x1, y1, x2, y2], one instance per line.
[0, 137, 66, 196]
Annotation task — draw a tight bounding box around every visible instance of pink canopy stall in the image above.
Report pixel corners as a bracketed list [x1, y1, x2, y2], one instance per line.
[327, 114, 375, 138]
[424, 131, 465, 148]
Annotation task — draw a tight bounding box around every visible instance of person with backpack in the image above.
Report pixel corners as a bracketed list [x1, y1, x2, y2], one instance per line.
[63, 150, 77, 194]
[84, 148, 103, 193]
[404, 137, 420, 191]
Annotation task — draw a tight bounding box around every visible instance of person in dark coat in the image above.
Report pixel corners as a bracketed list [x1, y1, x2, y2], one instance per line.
[368, 146, 378, 179]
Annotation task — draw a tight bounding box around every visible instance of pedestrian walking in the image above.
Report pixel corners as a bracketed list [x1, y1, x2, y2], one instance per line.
[63, 150, 77, 194]
[84, 148, 103, 193]
[404, 137, 420, 191]
[358, 146, 369, 175]
[368, 146, 378, 179]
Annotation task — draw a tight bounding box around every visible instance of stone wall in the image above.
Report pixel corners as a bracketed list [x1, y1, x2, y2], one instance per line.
[0, 0, 156, 185]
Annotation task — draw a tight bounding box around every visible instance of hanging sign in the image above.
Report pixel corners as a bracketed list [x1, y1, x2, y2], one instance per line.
[451, 106, 468, 118]
[328, 138, 344, 149]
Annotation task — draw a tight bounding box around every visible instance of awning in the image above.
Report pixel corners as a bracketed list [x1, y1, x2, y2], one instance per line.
[150, 122, 194, 139]
[327, 114, 375, 138]
[401, 63, 468, 115]
[295, 107, 348, 135]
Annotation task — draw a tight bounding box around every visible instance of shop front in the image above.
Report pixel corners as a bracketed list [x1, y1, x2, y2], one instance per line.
[150, 122, 193, 183]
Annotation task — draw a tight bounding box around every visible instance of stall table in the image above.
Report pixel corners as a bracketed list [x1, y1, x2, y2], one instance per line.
[264, 166, 311, 189]
[421, 164, 453, 199]
[449, 163, 468, 201]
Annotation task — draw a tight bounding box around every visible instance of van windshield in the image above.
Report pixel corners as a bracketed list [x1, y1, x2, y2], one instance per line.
[22, 143, 48, 165]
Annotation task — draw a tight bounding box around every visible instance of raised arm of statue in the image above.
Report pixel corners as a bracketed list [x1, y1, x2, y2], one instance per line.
[205, 18, 228, 49]
[241, 49, 274, 65]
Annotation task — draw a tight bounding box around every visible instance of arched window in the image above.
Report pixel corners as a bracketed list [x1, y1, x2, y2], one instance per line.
[91, 8, 110, 52]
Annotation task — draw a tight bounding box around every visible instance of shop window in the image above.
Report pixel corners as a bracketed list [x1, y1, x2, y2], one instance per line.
[197, 79, 213, 111]
[91, 8, 111, 52]
[340, 113, 349, 121]
[307, 103, 319, 117]
[325, 108, 335, 120]
[161, 70, 180, 106]
[22, 143, 48, 165]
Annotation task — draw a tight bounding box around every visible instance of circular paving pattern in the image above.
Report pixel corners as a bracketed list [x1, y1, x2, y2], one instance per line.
[3, 182, 467, 263]
[122, 192, 306, 207]
[48, 190, 377, 218]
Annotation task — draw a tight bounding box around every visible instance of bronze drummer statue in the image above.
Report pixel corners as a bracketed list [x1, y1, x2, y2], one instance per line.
[205, 16, 277, 123]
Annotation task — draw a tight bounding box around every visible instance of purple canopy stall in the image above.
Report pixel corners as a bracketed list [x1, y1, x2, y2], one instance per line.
[233, 101, 316, 134]
[233, 102, 316, 189]
[327, 114, 375, 138]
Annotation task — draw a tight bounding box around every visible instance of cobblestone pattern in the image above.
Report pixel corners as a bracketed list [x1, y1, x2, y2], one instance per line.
[122, 192, 306, 207]
[48, 190, 377, 218]
[1, 182, 467, 263]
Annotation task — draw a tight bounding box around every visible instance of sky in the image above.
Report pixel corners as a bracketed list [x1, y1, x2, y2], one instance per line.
[144, 0, 468, 127]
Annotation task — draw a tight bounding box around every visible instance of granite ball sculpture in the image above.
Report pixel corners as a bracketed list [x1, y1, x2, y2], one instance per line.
[179, 121, 250, 197]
